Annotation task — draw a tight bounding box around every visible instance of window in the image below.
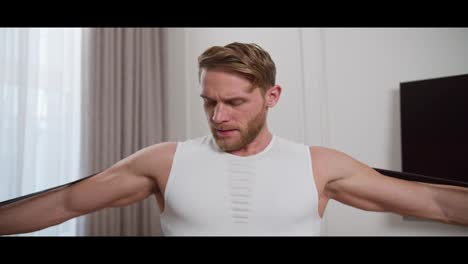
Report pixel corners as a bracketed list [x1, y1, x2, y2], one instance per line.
[0, 28, 84, 236]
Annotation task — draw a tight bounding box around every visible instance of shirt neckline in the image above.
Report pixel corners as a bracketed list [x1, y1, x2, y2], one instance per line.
[210, 134, 276, 161]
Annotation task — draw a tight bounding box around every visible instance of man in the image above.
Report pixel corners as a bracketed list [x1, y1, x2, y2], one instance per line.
[1, 42, 467, 236]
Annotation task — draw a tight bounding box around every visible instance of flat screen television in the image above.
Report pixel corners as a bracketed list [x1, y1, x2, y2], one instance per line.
[399, 73, 468, 187]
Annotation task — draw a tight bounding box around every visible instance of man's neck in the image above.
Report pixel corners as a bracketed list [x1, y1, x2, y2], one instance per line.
[227, 128, 273, 157]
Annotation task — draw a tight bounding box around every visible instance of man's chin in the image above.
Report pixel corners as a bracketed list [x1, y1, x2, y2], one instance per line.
[214, 137, 243, 152]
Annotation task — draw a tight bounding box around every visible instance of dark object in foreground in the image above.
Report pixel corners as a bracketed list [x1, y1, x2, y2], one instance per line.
[0, 172, 100, 207]
[373, 168, 468, 188]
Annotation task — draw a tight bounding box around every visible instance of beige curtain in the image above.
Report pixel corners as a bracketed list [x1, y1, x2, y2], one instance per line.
[80, 28, 164, 236]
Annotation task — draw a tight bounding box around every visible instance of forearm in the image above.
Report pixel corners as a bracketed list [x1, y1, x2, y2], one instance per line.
[0, 188, 73, 235]
[431, 184, 468, 226]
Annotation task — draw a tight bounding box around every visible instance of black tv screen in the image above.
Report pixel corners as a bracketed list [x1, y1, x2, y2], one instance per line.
[400, 73, 468, 186]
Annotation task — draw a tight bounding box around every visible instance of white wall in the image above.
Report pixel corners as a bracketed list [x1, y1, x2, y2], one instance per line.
[161, 28, 468, 236]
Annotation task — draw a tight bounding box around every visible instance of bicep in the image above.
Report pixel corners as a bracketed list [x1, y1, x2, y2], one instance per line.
[64, 150, 160, 216]
[64, 166, 156, 215]
[322, 152, 441, 219]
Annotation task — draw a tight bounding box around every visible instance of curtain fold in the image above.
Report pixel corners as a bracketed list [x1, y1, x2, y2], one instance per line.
[80, 28, 164, 236]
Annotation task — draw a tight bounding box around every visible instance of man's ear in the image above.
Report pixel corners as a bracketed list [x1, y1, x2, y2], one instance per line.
[265, 85, 282, 108]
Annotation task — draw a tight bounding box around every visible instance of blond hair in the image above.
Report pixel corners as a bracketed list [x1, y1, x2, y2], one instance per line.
[198, 42, 276, 94]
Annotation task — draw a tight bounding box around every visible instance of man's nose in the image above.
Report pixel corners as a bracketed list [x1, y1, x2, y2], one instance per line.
[212, 104, 229, 124]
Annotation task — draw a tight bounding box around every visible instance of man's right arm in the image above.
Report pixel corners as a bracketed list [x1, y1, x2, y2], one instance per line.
[0, 142, 176, 235]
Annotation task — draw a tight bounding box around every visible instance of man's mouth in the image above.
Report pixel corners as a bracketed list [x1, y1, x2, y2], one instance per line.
[214, 128, 238, 137]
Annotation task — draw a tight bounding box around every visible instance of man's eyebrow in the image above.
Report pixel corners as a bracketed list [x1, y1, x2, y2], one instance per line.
[200, 94, 246, 101]
[200, 94, 213, 100]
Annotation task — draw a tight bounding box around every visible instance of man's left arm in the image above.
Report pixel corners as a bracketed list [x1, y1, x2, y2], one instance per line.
[421, 182, 468, 226]
[319, 147, 468, 226]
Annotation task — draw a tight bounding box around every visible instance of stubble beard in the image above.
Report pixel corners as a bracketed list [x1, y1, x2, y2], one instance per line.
[211, 107, 267, 152]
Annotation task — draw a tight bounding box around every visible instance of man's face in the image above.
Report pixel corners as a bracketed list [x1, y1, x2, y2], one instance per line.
[200, 69, 268, 152]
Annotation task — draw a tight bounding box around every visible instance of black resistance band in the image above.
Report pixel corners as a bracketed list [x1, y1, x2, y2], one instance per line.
[0, 171, 101, 207]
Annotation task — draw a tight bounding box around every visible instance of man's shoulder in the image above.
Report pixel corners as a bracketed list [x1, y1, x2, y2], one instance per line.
[141, 135, 210, 156]
[273, 135, 309, 150]
[129, 141, 178, 168]
[308, 145, 352, 164]
[273, 136, 335, 153]
[143, 135, 214, 158]
[270, 135, 347, 158]
[308, 145, 367, 184]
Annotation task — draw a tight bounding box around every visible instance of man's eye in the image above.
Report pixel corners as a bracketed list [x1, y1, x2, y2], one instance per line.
[203, 99, 215, 105]
[230, 100, 244, 106]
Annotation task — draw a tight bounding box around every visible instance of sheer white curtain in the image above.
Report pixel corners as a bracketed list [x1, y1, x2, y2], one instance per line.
[0, 28, 84, 236]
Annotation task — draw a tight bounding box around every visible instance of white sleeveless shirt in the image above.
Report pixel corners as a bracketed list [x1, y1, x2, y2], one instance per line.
[160, 135, 321, 236]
